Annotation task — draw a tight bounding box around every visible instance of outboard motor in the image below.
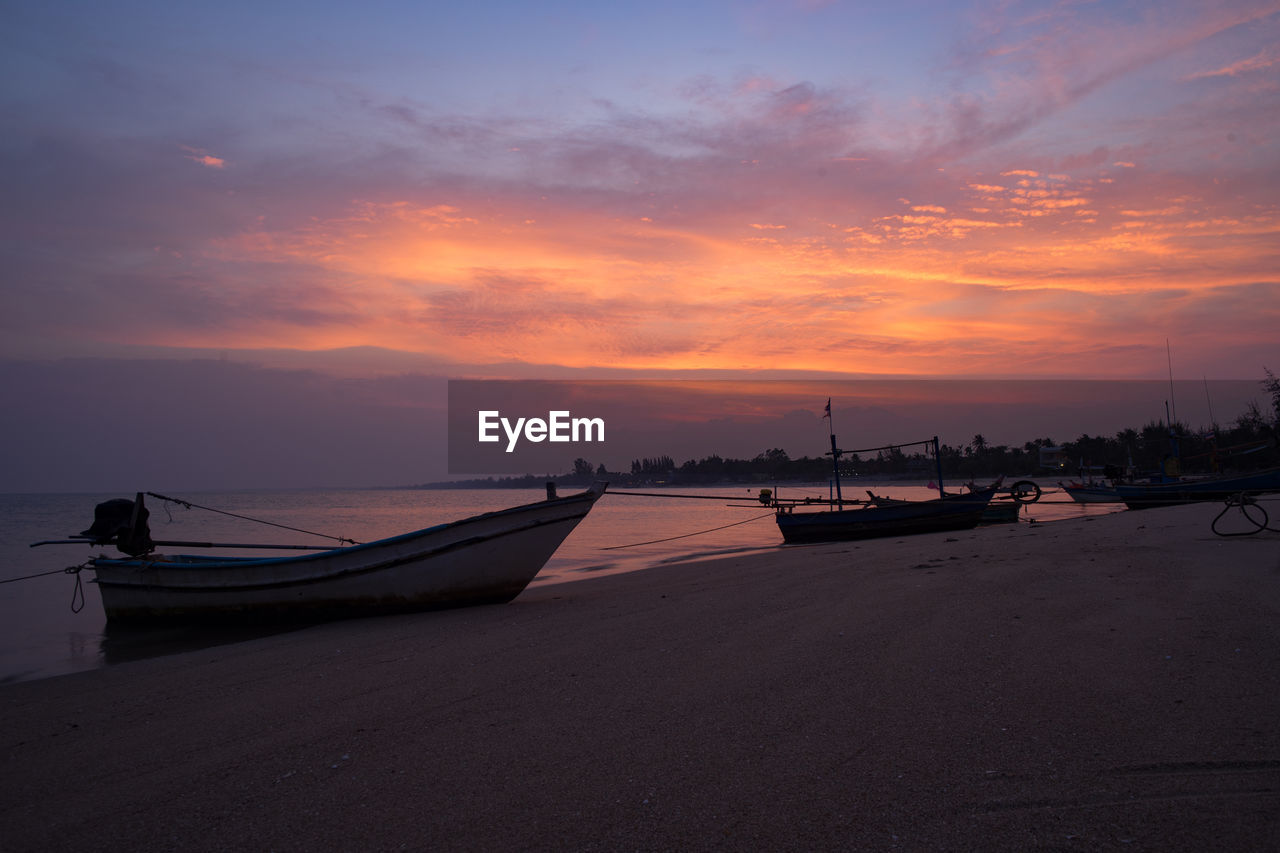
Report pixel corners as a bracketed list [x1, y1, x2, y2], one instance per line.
[81, 493, 154, 556]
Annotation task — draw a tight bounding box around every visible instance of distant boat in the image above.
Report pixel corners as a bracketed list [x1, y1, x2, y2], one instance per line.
[776, 486, 998, 544]
[770, 402, 1000, 543]
[866, 479, 1021, 526]
[34, 484, 606, 623]
[1112, 467, 1280, 511]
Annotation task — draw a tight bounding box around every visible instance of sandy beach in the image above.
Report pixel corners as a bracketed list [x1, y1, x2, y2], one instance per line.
[3, 502, 1278, 851]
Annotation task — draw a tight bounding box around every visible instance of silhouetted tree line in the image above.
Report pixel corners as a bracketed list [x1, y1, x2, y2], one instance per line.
[422, 370, 1280, 489]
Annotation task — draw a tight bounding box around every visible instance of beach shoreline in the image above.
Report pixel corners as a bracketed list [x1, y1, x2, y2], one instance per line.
[3, 503, 1278, 850]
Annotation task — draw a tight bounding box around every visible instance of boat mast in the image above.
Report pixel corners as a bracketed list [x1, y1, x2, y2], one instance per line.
[825, 398, 844, 504]
[1204, 375, 1221, 472]
[933, 436, 944, 498]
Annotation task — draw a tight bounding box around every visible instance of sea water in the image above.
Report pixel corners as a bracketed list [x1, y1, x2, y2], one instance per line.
[0, 482, 1113, 684]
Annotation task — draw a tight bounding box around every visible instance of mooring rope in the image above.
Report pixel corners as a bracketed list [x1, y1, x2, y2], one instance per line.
[601, 512, 776, 550]
[0, 567, 74, 584]
[68, 562, 85, 613]
[148, 492, 361, 545]
[0, 562, 89, 612]
[609, 490, 761, 501]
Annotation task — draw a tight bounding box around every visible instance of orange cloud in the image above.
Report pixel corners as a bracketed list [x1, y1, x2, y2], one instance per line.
[124, 138, 1277, 381]
[181, 145, 225, 169]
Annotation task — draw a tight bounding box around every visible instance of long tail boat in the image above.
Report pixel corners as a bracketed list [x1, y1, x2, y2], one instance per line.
[1112, 467, 1280, 510]
[32, 483, 606, 623]
[770, 400, 999, 544]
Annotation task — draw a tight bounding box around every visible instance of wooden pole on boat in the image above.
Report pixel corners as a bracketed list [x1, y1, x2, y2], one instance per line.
[30, 539, 339, 551]
[829, 432, 844, 504]
[131, 492, 145, 531]
[933, 436, 945, 499]
[1204, 376, 1221, 473]
[825, 398, 844, 504]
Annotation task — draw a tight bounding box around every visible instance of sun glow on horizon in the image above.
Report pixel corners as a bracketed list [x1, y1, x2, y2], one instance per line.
[163, 156, 1279, 378]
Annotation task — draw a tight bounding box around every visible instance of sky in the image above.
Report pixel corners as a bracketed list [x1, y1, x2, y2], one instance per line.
[2, 0, 1279, 490]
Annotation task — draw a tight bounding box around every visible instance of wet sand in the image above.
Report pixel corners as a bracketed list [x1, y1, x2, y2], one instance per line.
[3, 503, 1279, 851]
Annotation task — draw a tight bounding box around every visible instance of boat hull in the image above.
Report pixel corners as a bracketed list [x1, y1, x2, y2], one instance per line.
[980, 500, 1022, 525]
[1060, 484, 1123, 503]
[91, 484, 606, 624]
[1113, 468, 1280, 511]
[775, 490, 994, 544]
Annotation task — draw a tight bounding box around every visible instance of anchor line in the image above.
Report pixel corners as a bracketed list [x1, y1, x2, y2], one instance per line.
[147, 492, 361, 545]
[601, 512, 776, 550]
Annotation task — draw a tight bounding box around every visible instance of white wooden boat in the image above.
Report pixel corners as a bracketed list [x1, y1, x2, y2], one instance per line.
[45, 484, 606, 623]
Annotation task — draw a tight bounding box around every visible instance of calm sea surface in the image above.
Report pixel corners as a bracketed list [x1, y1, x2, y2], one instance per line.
[0, 481, 1115, 684]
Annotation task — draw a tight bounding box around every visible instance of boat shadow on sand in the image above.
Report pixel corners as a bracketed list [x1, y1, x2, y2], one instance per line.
[97, 621, 319, 668]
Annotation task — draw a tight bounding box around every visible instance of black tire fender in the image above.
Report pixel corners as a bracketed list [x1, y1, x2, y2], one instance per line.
[1010, 480, 1042, 504]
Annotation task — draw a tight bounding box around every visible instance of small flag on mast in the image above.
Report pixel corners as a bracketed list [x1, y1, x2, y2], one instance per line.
[823, 398, 831, 419]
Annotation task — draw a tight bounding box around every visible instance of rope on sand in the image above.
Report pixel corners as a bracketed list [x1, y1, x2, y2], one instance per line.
[1211, 493, 1280, 537]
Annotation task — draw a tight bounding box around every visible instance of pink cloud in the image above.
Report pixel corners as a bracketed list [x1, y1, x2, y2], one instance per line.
[1187, 49, 1278, 79]
[181, 145, 226, 169]
[5, 1, 1278, 383]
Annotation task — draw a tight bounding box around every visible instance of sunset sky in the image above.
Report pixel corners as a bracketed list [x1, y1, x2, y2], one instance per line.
[3, 1, 1279, 489]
